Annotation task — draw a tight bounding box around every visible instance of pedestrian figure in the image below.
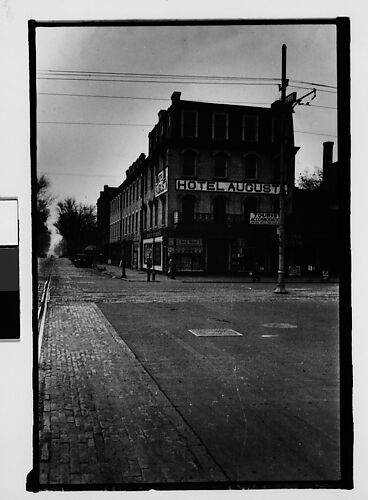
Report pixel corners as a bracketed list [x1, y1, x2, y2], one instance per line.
[168, 254, 176, 279]
[146, 256, 152, 282]
[251, 261, 260, 283]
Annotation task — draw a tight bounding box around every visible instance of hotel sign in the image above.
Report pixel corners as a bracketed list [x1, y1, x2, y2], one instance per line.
[155, 168, 168, 197]
[250, 212, 280, 225]
[176, 179, 286, 195]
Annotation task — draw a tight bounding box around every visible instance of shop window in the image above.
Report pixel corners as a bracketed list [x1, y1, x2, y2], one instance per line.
[214, 152, 227, 178]
[183, 150, 197, 177]
[244, 154, 259, 179]
[242, 115, 259, 141]
[153, 242, 161, 266]
[181, 111, 198, 138]
[182, 195, 195, 223]
[212, 113, 228, 140]
[213, 196, 227, 223]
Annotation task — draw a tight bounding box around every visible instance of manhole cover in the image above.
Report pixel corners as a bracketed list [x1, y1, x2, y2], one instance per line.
[262, 323, 298, 329]
[188, 328, 243, 337]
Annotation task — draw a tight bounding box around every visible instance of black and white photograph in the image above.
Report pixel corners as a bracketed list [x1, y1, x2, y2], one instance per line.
[31, 18, 352, 491]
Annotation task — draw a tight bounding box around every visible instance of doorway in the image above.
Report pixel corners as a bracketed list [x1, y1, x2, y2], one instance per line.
[207, 239, 228, 273]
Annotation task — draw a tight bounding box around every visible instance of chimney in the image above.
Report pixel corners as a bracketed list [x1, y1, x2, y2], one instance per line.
[171, 91, 181, 103]
[323, 141, 334, 185]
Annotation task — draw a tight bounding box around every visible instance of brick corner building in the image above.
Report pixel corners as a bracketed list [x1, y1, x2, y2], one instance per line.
[97, 92, 300, 275]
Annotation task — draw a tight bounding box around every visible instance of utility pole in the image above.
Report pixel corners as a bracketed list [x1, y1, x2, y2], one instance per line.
[274, 44, 288, 294]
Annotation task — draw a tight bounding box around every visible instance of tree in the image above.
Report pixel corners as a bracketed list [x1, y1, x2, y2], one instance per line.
[297, 168, 323, 191]
[54, 197, 98, 258]
[37, 175, 53, 255]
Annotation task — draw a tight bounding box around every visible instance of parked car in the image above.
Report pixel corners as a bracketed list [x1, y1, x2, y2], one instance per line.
[73, 253, 92, 268]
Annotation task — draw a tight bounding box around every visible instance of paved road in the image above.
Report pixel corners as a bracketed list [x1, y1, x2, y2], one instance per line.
[39, 258, 340, 486]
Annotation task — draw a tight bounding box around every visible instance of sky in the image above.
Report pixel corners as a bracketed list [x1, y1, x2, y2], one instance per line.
[35, 22, 338, 222]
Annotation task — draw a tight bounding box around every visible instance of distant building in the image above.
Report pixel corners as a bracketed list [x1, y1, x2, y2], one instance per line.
[286, 141, 339, 277]
[98, 91, 300, 274]
[96, 185, 118, 262]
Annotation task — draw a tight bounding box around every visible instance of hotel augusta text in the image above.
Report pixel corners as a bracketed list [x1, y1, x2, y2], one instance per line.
[175, 179, 287, 194]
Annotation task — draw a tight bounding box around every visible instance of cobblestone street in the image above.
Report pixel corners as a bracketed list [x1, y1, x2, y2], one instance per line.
[38, 258, 341, 487]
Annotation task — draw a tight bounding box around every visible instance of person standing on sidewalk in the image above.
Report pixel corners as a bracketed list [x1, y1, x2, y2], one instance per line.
[168, 254, 176, 279]
[146, 256, 152, 282]
[251, 261, 260, 283]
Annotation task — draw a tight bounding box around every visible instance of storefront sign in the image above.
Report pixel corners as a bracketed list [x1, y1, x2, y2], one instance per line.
[175, 179, 287, 194]
[250, 212, 280, 225]
[176, 238, 202, 246]
[155, 168, 168, 197]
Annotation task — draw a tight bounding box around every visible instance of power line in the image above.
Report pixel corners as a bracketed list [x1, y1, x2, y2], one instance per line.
[295, 130, 337, 137]
[38, 69, 280, 82]
[38, 92, 169, 101]
[37, 91, 337, 109]
[38, 119, 336, 137]
[37, 76, 278, 86]
[289, 79, 336, 90]
[37, 121, 153, 127]
[41, 171, 122, 178]
[289, 84, 336, 94]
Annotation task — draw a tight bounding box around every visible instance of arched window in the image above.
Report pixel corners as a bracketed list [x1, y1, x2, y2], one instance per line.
[213, 196, 227, 223]
[214, 152, 227, 178]
[182, 195, 196, 223]
[244, 154, 259, 180]
[183, 150, 197, 177]
[244, 197, 258, 224]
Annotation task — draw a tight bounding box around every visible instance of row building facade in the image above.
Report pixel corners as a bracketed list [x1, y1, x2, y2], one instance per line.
[97, 91, 299, 275]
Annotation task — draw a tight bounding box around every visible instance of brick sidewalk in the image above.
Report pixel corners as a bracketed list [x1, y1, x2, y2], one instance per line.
[39, 301, 227, 485]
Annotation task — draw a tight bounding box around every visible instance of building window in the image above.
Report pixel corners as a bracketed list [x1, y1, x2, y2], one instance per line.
[143, 205, 147, 230]
[212, 113, 228, 140]
[154, 201, 158, 227]
[272, 118, 283, 143]
[181, 111, 198, 137]
[244, 154, 259, 179]
[273, 156, 281, 180]
[182, 195, 195, 223]
[214, 152, 227, 178]
[149, 204, 153, 228]
[167, 113, 171, 137]
[150, 167, 154, 191]
[135, 211, 139, 233]
[144, 171, 148, 193]
[242, 115, 259, 142]
[161, 196, 166, 226]
[213, 196, 226, 223]
[182, 150, 197, 177]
